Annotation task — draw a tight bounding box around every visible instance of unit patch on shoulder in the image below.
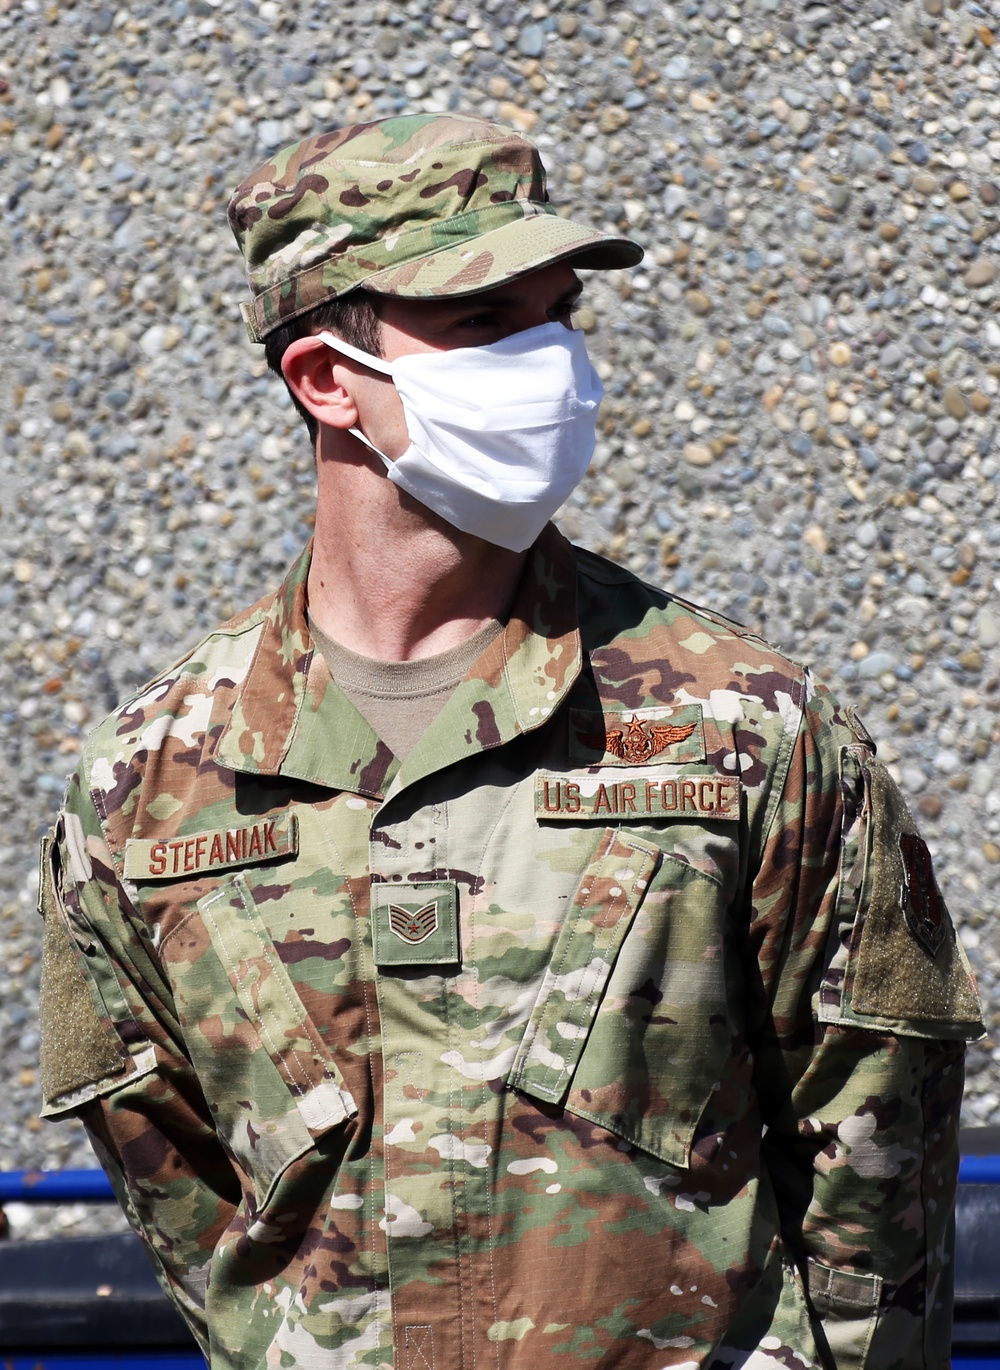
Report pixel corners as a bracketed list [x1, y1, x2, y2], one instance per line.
[898, 830, 947, 957]
[124, 812, 298, 881]
[851, 759, 982, 1027]
[570, 705, 705, 768]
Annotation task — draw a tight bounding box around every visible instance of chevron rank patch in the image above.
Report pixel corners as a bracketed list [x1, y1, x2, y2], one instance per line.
[371, 881, 460, 967]
[570, 705, 705, 767]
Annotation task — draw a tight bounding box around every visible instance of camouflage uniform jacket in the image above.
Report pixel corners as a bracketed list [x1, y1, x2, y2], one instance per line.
[39, 527, 983, 1370]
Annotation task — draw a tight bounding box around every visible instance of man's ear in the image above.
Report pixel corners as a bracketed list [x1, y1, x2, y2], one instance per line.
[281, 336, 359, 430]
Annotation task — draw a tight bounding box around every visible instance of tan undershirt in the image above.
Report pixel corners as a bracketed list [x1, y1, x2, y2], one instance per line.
[308, 614, 504, 762]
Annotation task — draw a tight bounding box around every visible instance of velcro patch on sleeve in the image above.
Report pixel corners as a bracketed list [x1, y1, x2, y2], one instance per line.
[852, 760, 982, 1027]
[37, 835, 129, 1110]
[124, 811, 298, 881]
[535, 770, 741, 822]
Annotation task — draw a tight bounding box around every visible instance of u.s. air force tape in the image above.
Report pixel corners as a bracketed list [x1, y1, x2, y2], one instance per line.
[535, 771, 741, 822]
[124, 812, 298, 880]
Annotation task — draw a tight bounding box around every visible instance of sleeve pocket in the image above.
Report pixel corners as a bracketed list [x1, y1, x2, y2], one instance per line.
[170, 874, 358, 1206]
[509, 829, 733, 1169]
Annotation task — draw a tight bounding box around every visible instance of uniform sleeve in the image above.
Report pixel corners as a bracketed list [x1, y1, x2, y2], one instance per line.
[747, 677, 983, 1370]
[38, 770, 241, 1358]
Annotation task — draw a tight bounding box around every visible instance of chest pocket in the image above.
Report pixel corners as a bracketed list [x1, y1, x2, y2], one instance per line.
[508, 828, 732, 1170]
[162, 873, 357, 1210]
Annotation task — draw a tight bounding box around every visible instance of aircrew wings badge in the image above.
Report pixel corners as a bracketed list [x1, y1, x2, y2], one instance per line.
[581, 716, 698, 764]
[570, 705, 705, 767]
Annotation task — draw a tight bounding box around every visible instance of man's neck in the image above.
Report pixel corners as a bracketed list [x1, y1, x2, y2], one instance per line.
[306, 433, 527, 662]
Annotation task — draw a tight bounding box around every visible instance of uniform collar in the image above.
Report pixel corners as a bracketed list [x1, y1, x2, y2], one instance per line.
[213, 526, 582, 797]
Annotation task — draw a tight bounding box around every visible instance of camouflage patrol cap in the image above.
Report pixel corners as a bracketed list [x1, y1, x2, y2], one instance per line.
[228, 113, 643, 342]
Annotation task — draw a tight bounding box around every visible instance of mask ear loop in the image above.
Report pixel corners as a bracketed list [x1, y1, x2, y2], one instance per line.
[346, 424, 396, 473]
[316, 331, 395, 376]
[316, 331, 398, 471]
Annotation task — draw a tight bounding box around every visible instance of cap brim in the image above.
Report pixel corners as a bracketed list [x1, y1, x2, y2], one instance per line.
[360, 213, 643, 298]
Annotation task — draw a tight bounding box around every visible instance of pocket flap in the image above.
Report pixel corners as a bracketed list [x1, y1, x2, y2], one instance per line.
[805, 1259, 882, 1370]
[198, 875, 357, 1134]
[508, 831, 660, 1102]
[510, 833, 734, 1170]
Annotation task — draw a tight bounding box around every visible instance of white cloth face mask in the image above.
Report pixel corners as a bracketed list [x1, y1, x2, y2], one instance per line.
[316, 321, 604, 552]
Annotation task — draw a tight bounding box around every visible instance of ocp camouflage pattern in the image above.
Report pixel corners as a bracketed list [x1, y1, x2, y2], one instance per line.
[228, 114, 641, 341]
[39, 528, 982, 1370]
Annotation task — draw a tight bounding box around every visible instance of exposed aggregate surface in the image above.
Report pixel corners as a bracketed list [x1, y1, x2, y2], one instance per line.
[1, 0, 999, 1238]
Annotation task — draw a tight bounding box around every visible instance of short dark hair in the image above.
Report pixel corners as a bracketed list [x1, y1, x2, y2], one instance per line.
[262, 290, 385, 446]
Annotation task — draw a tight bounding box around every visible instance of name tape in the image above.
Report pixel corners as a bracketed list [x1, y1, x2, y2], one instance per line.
[535, 772, 741, 823]
[124, 812, 298, 881]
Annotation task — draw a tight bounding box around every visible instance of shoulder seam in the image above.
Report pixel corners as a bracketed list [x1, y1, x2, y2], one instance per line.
[756, 668, 813, 861]
[87, 607, 270, 727]
[574, 543, 807, 674]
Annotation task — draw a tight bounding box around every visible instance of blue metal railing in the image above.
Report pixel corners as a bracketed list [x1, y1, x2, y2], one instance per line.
[0, 1168, 116, 1202]
[960, 1155, 1000, 1184]
[1, 1156, 999, 1203]
[1, 1358, 204, 1370]
[0, 1163, 997, 1370]
[0, 1171, 206, 1369]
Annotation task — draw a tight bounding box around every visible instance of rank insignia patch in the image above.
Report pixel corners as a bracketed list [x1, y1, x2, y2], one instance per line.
[388, 901, 439, 946]
[570, 705, 705, 768]
[898, 831, 947, 957]
[372, 881, 459, 967]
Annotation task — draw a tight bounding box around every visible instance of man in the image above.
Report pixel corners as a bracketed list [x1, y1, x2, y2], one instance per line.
[38, 114, 982, 1370]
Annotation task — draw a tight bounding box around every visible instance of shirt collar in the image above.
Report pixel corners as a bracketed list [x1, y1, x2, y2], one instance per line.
[213, 526, 582, 797]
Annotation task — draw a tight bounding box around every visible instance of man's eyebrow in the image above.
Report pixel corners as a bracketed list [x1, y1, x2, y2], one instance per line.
[446, 278, 585, 312]
[558, 280, 585, 304]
